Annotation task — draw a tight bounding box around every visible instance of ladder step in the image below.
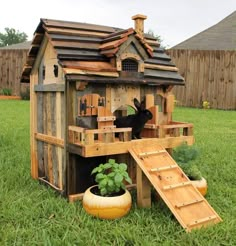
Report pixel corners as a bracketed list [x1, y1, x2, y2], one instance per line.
[150, 165, 178, 172]
[175, 198, 204, 209]
[163, 181, 192, 191]
[139, 150, 166, 158]
[97, 116, 116, 122]
[188, 215, 218, 227]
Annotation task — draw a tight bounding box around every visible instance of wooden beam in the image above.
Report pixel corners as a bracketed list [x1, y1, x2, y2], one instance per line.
[35, 132, 64, 148]
[145, 63, 178, 72]
[68, 193, 84, 202]
[61, 61, 116, 72]
[63, 68, 119, 77]
[30, 74, 38, 179]
[34, 83, 65, 92]
[68, 136, 194, 157]
[31, 36, 48, 74]
[99, 36, 128, 50]
[44, 26, 108, 38]
[97, 116, 116, 121]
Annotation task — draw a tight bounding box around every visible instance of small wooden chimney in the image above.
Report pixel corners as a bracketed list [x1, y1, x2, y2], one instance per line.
[132, 14, 147, 36]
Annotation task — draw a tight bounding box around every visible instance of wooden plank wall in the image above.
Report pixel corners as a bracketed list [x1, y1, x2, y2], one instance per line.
[0, 49, 28, 96]
[167, 50, 236, 110]
[36, 91, 65, 191]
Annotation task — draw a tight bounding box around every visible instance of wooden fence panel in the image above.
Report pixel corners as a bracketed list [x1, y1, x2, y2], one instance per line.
[168, 49, 236, 110]
[0, 49, 28, 96]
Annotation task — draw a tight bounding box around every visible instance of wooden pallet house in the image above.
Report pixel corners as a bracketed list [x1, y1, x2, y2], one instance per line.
[21, 14, 223, 232]
[21, 14, 194, 200]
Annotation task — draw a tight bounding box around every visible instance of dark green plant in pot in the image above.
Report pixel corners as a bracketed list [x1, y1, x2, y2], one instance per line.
[91, 159, 132, 196]
[172, 143, 202, 180]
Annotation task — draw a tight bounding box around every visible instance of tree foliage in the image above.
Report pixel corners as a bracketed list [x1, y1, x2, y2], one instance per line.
[0, 28, 28, 47]
[147, 29, 166, 49]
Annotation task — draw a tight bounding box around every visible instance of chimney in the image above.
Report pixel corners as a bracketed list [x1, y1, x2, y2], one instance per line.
[132, 14, 147, 36]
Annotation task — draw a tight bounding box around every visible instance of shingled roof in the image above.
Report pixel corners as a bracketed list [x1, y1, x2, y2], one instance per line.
[0, 41, 31, 50]
[172, 11, 236, 50]
[21, 17, 184, 85]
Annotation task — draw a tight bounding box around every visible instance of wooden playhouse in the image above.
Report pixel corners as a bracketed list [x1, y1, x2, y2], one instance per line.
[21, 14, 221, 231]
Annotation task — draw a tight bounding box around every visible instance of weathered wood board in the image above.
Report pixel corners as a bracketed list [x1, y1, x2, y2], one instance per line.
[129, 145, 222, 232]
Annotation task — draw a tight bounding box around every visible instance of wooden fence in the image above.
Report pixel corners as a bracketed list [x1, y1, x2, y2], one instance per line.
[1, 48, 235, 109]
[0, 49, 28, 96]
[168, 49, 236, 110]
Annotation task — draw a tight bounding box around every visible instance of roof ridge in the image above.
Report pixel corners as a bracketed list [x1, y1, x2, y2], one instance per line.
[172, 10, 236, 50]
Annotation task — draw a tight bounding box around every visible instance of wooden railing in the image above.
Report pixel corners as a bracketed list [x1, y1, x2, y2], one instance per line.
[68, 125, 132, 145]
[143, 121, 193, 138]
[157, 121, 193, 138]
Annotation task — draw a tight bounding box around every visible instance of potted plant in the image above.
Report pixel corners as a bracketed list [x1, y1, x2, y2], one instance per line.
[172, 143, 207, 196]
[82, 159, 132, 219]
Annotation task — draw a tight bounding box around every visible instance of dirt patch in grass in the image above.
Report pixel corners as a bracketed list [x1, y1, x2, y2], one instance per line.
[0, 95, 21, 100]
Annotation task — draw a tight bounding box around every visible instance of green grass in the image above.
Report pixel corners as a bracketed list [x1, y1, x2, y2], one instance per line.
[0, 101, 235, 245]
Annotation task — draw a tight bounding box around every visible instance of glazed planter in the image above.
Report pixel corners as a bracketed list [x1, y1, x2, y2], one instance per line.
[82, 185, 132, 219]
[191, 177, 207, 196]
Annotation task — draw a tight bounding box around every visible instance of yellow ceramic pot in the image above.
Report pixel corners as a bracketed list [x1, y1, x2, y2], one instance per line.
[82, 185, 132, 219]
[191, 177, 208, 196]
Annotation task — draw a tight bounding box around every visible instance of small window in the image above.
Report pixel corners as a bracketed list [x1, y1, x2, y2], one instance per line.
[122, 59, 138, 72]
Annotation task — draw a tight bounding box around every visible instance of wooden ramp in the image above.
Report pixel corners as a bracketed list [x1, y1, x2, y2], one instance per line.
[129, 145, 222, 232]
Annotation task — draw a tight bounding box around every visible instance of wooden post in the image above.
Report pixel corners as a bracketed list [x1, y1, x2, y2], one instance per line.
[136, 166, 151, 208]
[66, 80, 77, 195]
[145, 94, 154, 109]
[56, 92, 63, 190]
[30, 74, 38, 179]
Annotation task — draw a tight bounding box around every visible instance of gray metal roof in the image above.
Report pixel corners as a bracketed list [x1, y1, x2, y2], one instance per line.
[172, 11, 236, 50]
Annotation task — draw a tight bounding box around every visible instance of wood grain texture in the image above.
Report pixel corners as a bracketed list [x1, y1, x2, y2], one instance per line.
[168, 49, 236, 109]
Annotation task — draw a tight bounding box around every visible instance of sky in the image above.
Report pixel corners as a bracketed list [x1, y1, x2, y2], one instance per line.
[0, 0, 235, 47]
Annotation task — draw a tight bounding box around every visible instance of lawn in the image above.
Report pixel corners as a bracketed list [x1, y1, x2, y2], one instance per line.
[0, 100, 235, 245]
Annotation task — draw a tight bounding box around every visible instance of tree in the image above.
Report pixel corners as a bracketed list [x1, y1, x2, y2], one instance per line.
[147, 29, 167, 49]
[0, 28, 28, 47]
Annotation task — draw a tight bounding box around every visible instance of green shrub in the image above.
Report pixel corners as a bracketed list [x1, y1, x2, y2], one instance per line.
[172, 142, 202, 180]
[0, 88, 12, 96]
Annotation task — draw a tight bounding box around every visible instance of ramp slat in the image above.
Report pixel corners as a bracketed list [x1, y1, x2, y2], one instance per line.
[188, 215, 218, 227]
[175, 198, 204, 208]
[139, 150, 166, 158]
[150, 165, 178, 172]
[162, 181, 192, 191]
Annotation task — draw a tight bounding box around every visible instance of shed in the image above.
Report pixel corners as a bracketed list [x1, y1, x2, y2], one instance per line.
[21, 14, 194, 204]
[0, 41, 30, 96]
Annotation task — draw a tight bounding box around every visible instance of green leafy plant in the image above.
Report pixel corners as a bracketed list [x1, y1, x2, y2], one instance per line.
[91, 159, 132, 196]
[172, 142, 202, 180]
[0, 88, 12, 96]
